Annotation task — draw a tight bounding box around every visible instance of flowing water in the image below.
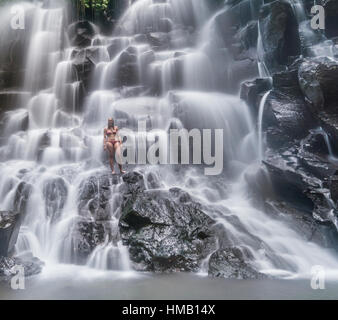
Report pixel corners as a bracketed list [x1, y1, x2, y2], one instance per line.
[1, 0, 338, 296]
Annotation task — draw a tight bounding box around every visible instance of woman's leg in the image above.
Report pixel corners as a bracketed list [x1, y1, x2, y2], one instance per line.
[106, 142, 115, 173]
[114, 142, 125, 174]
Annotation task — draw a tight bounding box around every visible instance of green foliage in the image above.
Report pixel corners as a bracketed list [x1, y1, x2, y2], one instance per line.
[83, 0, 109, 10]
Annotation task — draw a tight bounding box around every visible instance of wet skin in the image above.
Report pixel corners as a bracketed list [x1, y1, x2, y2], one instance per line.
[104, 120, 126, 174]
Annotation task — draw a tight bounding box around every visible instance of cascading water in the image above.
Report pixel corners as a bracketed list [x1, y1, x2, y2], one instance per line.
[258, 90, 271, 162]
[1, 0, 338, 282]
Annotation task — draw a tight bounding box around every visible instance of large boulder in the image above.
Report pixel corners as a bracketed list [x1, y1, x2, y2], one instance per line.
[77, 173, 118, 220]
[119, 172, 216, 272]
[208, 247, 267, 279]
[298, 57, 338, 113]
[261, 63, 316, 149]
[68, 21, 97, 48]
[258, 0, 301, 72]
[0, 255, 44, 283]
[68, 217, 109, 264]
[263, 145, 338, 242]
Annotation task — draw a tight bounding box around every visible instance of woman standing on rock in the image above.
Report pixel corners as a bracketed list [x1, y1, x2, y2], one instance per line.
[104, 118, 126, 174]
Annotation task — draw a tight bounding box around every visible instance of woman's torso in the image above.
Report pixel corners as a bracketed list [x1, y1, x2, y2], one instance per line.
[106, 126, 118, 142]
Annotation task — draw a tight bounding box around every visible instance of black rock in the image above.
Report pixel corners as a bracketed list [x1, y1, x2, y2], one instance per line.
[263, 90, 315, 149]
[68, 20, 97, 48]
[0, 255, 44, 283]
[72, 50, 95, 91]
[78, 173, 117, 220]
[208, 247, 267, 279]
[68, 217, 109, 264]
[259, 0, 301, 72]
[264, 148, 338, 234]
[330, 170, 338, 205]
[298, 57, 338, 113]
[13, 182, 32, 215]
[0, 211, 23, 257]
[119, 173, 216, 272]
[324, 0, 338, 38]
[240, 78, 272, 113]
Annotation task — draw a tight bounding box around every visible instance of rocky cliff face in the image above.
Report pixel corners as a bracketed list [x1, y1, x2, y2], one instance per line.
[1, 0, 338, 281]
[240, 0, 338, 255]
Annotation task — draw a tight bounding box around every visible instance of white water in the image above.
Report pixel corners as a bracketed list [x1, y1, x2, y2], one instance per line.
[258, 90, 271, 162]
[0, 0, 337, 280]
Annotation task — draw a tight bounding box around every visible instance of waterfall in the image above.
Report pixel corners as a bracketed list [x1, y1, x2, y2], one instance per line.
[1, 0, 338, 280]
[258, 90, 271, 162]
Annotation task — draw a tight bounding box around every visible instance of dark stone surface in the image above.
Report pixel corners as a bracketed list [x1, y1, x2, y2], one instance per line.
[77, 173, 119, 220]
[0, 211, 23, 257]
[119, 172, 216, 272]
[208, 248, 267, 279]
[263, 147, 338, 243]
[72, 49, 95, 92]
[298, 57, 338, 113]
[42, 177, 68, 222]
[68, 20, 97, 48]
[68, 217, 109, 264]
[330, 170, 338, 205]
[0, 255, 44, 283]
[323, 0, 338, 38]
[240, 78, 272, 113]
[258, 0, 301, 72]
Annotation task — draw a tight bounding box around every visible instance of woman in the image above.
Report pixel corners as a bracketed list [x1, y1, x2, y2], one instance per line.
[104, 118, 126, 174]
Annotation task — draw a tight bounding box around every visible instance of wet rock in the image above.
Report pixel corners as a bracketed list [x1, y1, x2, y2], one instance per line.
[301, 131, 330, 156]
[69, 217, 108, 264]
[235, 20, 258, 50]
[298, 57, 338, 113]
[13, 182, 32, 215]
[266, 200, 338, 250]
[208, 247, 267, 279]
[0, 211, 23, 256]
[72, 50, 95, 91]
[0, 255, 44, 283]
[119, 172, 216, 272]
[240, 78, 272, 113]
[0, 91, 30, 113]
[228, 58, 259, 93]
[68, 20, 97, 48]
[330, 171, 338, 205]
[78, 173, 117, 220]
[258, 0, 301, 72]
[317, 112, 338, 153]
[323, 0, 338, 38]
[42, 177, 68, 222]
[117, 51, 139, 87]
[264, 148, 338, 231]
[263, 90, 315, 149]
[146, 32, 170, 50]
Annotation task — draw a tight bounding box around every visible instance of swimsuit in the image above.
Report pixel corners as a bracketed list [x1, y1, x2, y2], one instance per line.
[106, 128, 119, 145]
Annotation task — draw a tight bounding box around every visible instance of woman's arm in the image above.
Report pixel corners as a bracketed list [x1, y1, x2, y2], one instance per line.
[115, 126, 123, 144]
[103, 128, 107, 149]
